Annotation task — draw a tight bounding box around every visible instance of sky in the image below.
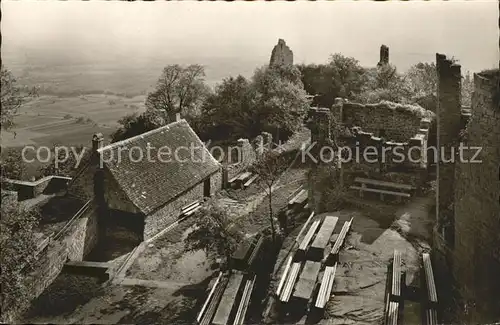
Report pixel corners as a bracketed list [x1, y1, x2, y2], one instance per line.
[2, 0, 499, 74]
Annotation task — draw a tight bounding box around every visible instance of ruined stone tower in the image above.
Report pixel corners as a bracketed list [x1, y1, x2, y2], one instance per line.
[269, 39, 293, 67]
[452, 70, 500, 321]
[377, 45, 389, 66]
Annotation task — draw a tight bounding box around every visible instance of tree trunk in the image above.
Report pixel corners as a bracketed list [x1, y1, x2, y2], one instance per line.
[268, 186, 276, 244]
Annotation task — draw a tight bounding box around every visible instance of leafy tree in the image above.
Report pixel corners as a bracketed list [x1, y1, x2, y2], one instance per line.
[250, 65, 309, 141]
[1, 65, 38, 130]
[297, 54, 367, 107]
[0, 200, 40, 323]
[200, 75, 254, 141]
[327, 54, 367, 100]
[251, 150, 294, 244]
[0, 148, 27, 180]
[110, 108, 167, 142]
[198, 65, 309, 142]
[145, 64, 209, 121]
[185, 202, 243, 266]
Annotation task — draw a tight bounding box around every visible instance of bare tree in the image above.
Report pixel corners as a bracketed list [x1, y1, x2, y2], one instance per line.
[1, 65, 38, 130]
[145, 64, 209, 121]
[252, 150, 294, 244]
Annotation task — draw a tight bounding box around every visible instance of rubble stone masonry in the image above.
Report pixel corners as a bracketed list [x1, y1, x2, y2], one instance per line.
[436, 54, 462, 222]
[452, 70, 500, 321]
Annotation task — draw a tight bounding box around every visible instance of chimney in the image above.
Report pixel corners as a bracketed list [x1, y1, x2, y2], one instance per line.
[176, 112, 181, 122]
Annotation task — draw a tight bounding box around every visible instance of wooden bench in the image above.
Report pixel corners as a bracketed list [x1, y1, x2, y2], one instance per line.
[330, 218, 353, 256]
[243, 174, 259, 189]
[212, 272, 245, 325]
[309, 216, 338, 261]
[298, 219, 321, 254]
[182, 200, 200, 214]
[288, 189, 307, 208]
[280, 262, 301, 302]
[233, 275, 256, 325]
[390, 250, 403, 301]
[386, 301, 400, 325]
[315, 262, 337, 309]
[199, 275, 229, 325]
[352, 177, 414, 202]
[422, 253, 438, 305]
[293, 261, 321, 302]
[425, 308, 437, 325]
[197, 272, 223, 324]
[230, 172, 253, 189]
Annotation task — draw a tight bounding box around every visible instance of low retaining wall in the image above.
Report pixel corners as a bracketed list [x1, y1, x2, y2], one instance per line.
[6, 202, 99, 322]
[3, 176, 72, 200]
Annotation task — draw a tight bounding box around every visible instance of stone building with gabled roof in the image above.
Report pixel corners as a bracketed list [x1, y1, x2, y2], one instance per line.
[89, 119, 223, 240]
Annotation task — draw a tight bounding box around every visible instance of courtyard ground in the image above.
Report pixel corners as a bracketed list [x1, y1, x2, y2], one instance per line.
[268, 194, 434, 325]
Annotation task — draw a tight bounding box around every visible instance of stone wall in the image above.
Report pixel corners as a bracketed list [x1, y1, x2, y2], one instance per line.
[143, 171, 221, 240]
[7, 204, 100, 322]
[452, 70, 500, 321]
[436, 53, 462, 225]
[3, 176, 72, 201]
[340, 101, 431, 142]
[64, 204, 100, 260]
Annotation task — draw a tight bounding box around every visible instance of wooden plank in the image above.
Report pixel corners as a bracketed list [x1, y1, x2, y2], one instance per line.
[280, 262, 301, 302]
[387, 301, 399, 325]
[182, 200, 200, 212]
[243, 174, 259, 188]
[238, 172, 252, 181]
[423, 253, 438, 303]
[184, 205, 201, 216]
[233, 276, 256, 325]
[425, 308, 437, 325]
[247, 235, 264, 267]
[200, 277, 229, 325]
[296, 212, 314, 244]
[289, 189, 307, 206]
[330, 220, 352, 255]
[349, 186, 411, 198]
[391, 250, 402, 298]
[299, 219, 321, 251]
[294, 190, 308, 205]
[276, 256, 293, 296]
[354, 177, 415, 190]
[315, 263, 337, 309]
[197, 272, 223, 323]
[229, 173, 243, 184]
[212, 273, 244, 325]
[293, 261, 321, 301]
[311, 216, 339, 251]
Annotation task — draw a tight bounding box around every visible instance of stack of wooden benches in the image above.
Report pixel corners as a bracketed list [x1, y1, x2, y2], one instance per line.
[180, 200, 201, 218]
[197, 235, 264, 325]
[384, 250, 405, 325]
[228, 171, 259, 190]
[276, 213, 355, 313]
[350, 177, 415, 203]
[422, 253, 438, 325]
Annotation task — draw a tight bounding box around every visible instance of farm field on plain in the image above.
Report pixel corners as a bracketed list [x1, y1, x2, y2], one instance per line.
[1, 94, 146, 148]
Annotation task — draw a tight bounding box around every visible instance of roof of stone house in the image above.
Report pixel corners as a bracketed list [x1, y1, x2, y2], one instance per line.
[98, 119, 221, 215]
